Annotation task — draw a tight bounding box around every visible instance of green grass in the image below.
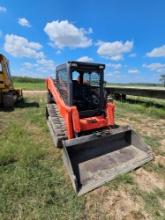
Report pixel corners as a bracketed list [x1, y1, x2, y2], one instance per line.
[13, 76, 45, 90]
[127, 95, 165, 106]
[106, 173, 135, 190]
[129, 186, 165, 220]
[116, 99, 165, 119]
[107, 82, 162, 87]
[14, 81, 45, 90]
[143, 162, 165, 178]
[0, 93, 165, 219]
[144, 136, 162, 155]
[140, 190, 165, 219]
[0, 96, 85, 220]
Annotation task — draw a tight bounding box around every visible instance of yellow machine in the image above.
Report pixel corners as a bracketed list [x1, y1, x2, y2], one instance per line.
[0, 54, 23, 108]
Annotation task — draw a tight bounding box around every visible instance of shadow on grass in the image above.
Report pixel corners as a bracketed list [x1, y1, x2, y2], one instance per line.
[0, 158, 17, 166]
[16, 99, 39, 108]
[0, 99, 39, 112]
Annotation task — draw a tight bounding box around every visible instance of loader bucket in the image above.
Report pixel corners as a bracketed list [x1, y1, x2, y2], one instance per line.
[62, 126, 153, 196]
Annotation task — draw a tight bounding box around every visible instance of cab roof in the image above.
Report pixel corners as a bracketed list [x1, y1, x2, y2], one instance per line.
[56, 61, 105, 72]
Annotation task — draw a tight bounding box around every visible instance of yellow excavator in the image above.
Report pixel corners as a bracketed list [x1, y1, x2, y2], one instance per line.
[0, 54, 23, 108]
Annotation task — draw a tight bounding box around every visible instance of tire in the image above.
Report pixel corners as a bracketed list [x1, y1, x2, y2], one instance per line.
[3, 93, 15, 109]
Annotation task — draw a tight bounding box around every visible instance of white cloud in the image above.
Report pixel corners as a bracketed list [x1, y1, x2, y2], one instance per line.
[37, 58, 56, 71]
[44, 20, 92, 49]
[129, 53, 136, 58]
[21, 58, 56, 77]
[146, 45, 165, 57]
[107, 63, 122, 69]
[97, 40, 133, 61]
[105, 72, 113, 77]
[128, 68, 139, 74]
[77, 56, 93, 62]
[0, 5, 7, 13]
[105, 70, 121, 82]
[143, 63, 165, 71]
[106, 70, 120, 76]
[143, 63, 165, 73]
[18, 17, 31, 27]
[23, 62, 38, 69]
[4, 34, 44, 59]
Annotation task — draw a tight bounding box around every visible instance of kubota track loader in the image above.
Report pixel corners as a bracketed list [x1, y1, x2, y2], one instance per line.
[0, 54, 23, 108]
[46, 61, 153, 195]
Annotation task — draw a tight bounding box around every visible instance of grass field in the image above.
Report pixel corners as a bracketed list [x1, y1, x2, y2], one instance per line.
[14, 81, 45, 90]
[12, 76, 164, 91]
[0, 90, 165, 219]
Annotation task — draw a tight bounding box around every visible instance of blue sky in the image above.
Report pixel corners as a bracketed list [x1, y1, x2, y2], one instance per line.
[0, 0, 165, 83]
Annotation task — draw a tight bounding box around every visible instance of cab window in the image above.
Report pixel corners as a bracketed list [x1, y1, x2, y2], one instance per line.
[56, 68, 68, 104]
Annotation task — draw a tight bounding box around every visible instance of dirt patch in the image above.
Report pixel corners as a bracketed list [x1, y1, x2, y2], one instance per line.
[103, 190, 151, 220]
[160, 139, 165, 153]
[134, 168, 165, 192]
[85, 186, 109, 219]
[117, 114, 165, 139]
[85, 187, 151, 220]
[23, 90, 46, 96]
[154, 155, 165, 167]
[138, 118, 165, 138]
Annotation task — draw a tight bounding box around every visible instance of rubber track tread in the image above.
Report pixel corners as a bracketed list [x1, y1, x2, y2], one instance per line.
[46, 104, 67, 147]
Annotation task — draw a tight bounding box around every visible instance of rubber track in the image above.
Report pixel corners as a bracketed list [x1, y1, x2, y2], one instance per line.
[46, 104, 67, 147]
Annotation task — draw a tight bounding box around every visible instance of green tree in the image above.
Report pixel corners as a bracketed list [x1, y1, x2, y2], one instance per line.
[160, 74, 165, 87]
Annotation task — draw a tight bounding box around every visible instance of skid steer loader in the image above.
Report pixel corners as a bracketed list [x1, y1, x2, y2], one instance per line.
[46, 61, 153, 195]
[0, 54, 23, 108]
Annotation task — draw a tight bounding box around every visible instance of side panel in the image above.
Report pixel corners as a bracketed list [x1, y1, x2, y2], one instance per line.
[71, 107, 81, 133]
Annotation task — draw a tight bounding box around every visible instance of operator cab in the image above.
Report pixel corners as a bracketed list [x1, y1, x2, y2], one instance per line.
[55, 61, 105, 118]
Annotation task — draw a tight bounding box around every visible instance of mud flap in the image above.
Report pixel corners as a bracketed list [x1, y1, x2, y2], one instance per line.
[62, 126, 153, 196]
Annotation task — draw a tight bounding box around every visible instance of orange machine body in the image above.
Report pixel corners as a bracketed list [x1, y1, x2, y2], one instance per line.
[46, 78, 115, 139]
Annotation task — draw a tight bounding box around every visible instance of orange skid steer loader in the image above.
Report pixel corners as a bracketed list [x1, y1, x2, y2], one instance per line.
[46, 61, 153, 196]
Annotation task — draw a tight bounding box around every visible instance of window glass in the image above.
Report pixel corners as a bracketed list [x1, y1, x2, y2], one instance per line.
[56, 68, 68, 104]
[72, 70, 101, 113]
[83, 72, 100, 86]
[90, 72, 100, 86]
[58, 69, 67, 82]
[83, 72, 90, 82]
[72, 71, 80, 80]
